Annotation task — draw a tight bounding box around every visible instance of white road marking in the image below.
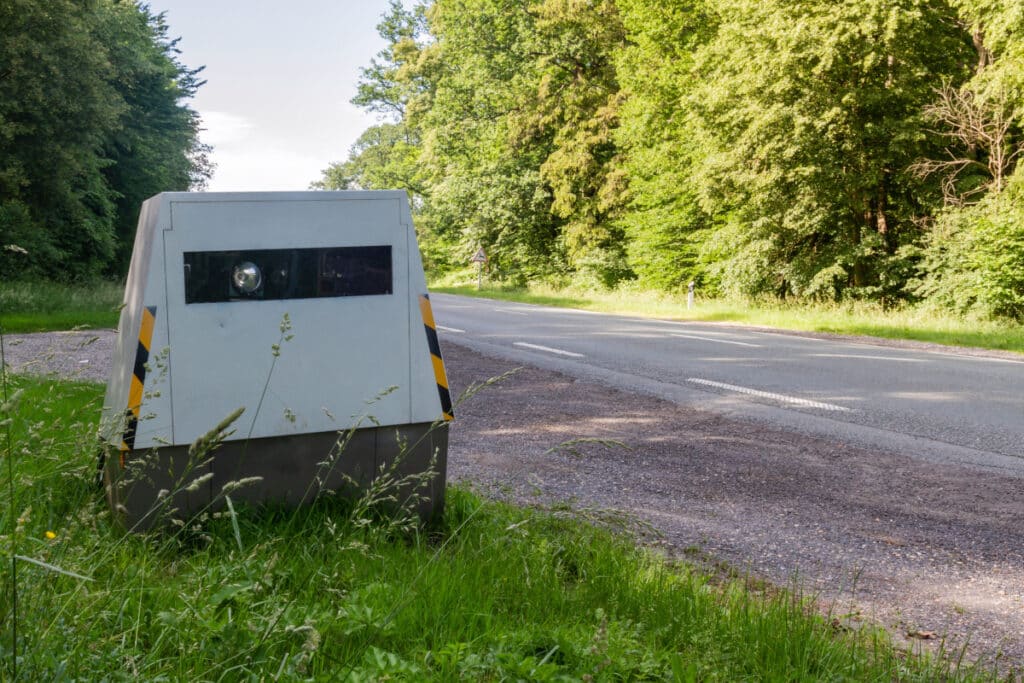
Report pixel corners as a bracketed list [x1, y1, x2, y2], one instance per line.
[437, 325, 465, 333]
[810, 353, 927, 363]
[671, 333, 761, 348]
[513, 342, 585, 358]
[687, 378, 852, 412]
[497, 308, 528, 316]
[929, 352, 1024, 365]
[747, 331, 833, 342]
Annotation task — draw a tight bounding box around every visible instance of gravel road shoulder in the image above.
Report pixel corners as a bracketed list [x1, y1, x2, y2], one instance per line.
[2, 329, 116, 383]
[5, 327, 1022, 672]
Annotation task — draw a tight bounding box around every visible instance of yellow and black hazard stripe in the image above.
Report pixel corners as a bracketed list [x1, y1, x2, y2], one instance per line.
[418, 294, 453, 421]
[120, 305, 157, 465]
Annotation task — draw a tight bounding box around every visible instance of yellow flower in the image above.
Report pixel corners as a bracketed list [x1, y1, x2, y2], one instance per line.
[45, 531, 56, 540]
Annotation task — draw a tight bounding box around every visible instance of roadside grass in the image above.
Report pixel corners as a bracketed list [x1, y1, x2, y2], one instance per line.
[1, 375, 1000, 680]
[0, 280, 123, 333]
[5, 276, 1022, 354]
[430, 283, 1024, 354]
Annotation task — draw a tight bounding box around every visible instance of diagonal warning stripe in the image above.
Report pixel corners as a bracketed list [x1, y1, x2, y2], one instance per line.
[120, 305, 157, 464]
[419, 294, 454, 421]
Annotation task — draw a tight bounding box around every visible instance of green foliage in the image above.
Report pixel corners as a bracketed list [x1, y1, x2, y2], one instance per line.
[614, 0, 715, 292]
[688, 0, 972, 299]
[332, 0, 1024, 316]
[0, 0, 121, 280]
[915, 174, 1024, 320]
[0, 0, 209, 282]
[97, 2, 210, 277]
[526, 0, 631, 285]
[1, 374, 994, 679]
[420, 0, 568, 282]
[316, 123, 425, 195]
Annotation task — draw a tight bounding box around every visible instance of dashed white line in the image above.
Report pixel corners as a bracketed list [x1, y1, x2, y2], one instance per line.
[437, 325, 465, 333]
[687, 378, 851, 412]
[513, 342, 585, 358]
[671, 333, 762, 348]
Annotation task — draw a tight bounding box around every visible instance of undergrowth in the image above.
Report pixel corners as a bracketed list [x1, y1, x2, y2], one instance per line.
[0, 280, 123, 333]
[0, 374, 1003, 680]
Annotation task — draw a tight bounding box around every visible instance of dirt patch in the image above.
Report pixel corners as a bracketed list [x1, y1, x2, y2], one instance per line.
[444, 342, 1024, 673]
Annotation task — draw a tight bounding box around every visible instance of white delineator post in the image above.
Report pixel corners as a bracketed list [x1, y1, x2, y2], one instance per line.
[471, 247, 487, 290]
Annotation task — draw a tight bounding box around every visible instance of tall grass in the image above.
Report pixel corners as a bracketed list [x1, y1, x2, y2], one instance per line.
[431, 281, 1024, 354]
[0, 280, 123, 333]
[0, 374, 1003, 680]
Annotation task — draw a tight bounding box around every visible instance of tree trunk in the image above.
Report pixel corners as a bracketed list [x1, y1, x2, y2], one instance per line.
[973, 26, 991, 73]
[876, 177, 897, 255]
[851, 221, 866, 287]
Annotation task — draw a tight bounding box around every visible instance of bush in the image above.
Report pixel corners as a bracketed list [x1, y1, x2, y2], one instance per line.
[913, 174, 1024, 321]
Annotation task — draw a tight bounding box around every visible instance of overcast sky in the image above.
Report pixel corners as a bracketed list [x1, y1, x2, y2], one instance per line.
[149, 1, 397, 191]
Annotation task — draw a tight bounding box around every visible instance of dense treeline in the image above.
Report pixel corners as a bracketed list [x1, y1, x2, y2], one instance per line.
[322, 0, 1024, 320]
[0, 0, 209, 281]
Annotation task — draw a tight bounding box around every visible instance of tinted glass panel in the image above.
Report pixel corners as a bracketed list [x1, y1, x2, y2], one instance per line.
[184, 246, 392, 303]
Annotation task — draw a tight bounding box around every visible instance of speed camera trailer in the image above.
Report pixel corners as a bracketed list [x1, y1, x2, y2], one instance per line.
[99, 191, 453, 529]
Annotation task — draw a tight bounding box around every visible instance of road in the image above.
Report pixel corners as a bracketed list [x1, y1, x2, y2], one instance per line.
[430, 293, 1024, 475]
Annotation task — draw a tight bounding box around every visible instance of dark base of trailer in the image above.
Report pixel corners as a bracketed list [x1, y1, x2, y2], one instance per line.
[102, 422, 447, 531]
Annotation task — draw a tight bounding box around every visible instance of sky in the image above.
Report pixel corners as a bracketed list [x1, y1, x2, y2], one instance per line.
[148, 1, 397, 191]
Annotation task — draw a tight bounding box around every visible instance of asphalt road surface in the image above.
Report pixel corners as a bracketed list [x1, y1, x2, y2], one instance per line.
[430, 293, 1024, 475]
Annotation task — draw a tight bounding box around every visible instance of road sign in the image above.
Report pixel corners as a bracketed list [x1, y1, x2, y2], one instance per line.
[470, 247, 487, 263]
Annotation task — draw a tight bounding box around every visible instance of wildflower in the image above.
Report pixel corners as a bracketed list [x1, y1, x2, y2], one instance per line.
[221, 476, 264, 494]
[184, 471, 214, 492]
[45, 531, 57, 540]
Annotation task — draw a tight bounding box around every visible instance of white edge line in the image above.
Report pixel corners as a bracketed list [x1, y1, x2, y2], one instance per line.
[437, 325, 465, 333]
[513, 342, 585, 358]
[809, 353, 927, 363]
[671, 333, 761, 348]
[687, 377, 851, 412]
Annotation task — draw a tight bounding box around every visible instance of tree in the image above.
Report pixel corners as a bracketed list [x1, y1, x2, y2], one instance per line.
[0, 0, 209, 280]
[97, 1, 211, 276]
[339, 0, 633, 285]
[316, 123, 426, 194]
[523, 0, 630, 285]
[912, 0, 1024, 319]
[614, 0, 715, 291]
[687, 0, 972, 299]
[0, 0, 122, 279]
[911, 83, 1020, 204]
